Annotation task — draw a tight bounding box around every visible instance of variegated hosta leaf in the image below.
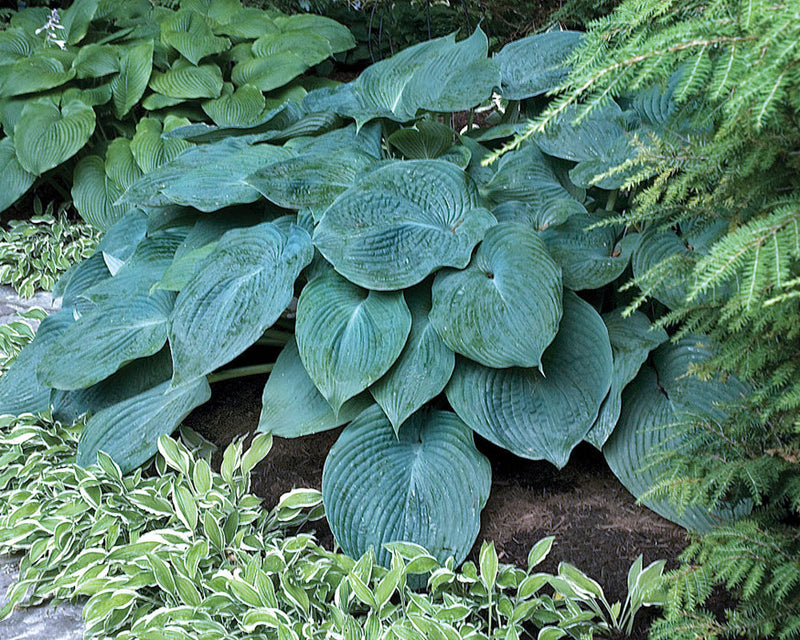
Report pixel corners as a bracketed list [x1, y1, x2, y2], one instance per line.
[0, 137, 35, 213]
[130, 117, 193, 174]
[604, 355, 750, 532]
[231, 53, 308, 93]
[161, 9, 230, 65]
[0, 55, 76, 98]
[111, 40, 153, 119]
[323, 405, 490, 567]
[371, 285, 455, 432]
[585, 310, 667, 448]
[201, 84, 265, 127]
[72, 155, 127, 230]
[72, 43, 120, 79]
[540, 213, 641, 290]
[38, 290, 175, 391]
[495, 30, 582, 100]
[258, 337, 372, 437]
[314, 160, 496, 290]
[251, 32, 332, 67]
[76, 375, 211, 473]
[149, 61, 223, 99]
[447, 292, 613, 468]
[273, 14, 355, 54]
[484, 144, 586, 229]
[533, 102, 636, 190]
[14, 98, 95, 176]
[304, 28, 499, 127]
[430, 222, 562, 369]
[170, 224, 313, 384]
[295, 269, 412, 413]
[0, 310, 74, 416]
[122, 138, 290, 211]
[388, 119, 455, 159]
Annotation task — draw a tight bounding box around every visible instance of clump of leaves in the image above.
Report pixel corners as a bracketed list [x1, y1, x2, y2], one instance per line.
[0, 202, 99, 297]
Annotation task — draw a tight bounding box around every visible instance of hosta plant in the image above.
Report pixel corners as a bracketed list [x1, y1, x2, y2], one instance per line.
[1, 25, 748, 570]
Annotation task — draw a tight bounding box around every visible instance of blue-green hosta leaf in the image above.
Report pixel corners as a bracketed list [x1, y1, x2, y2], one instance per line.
[170, 224, 312, 384]
[534, 102, 636, 190]
[447, 292, 612, 468]
[149, 61, 223, 99]
[495, 30, 581, 100]
[0, 55, 75, 98]
[0, 137, 35, 212]
[0, 310, 74, 416]
[585, 311, 667, 448]
[323, 405, 490, 568]
[251, 31, 332, 67]
[215, 8, 279, 39]
[38, 290, 175, 391]
[295, 269, 411, 412]
[388, 119, 455, 159]
[604, 359, 749, 532]
[72, 155, 127, 230]
[202, 84, 265, 126]
[484, 145, 586, 229]
[111, 40, 153, 119]
[96, 208, 148, 275]
[258, 337, 372, 437]
[161, 10, 230, 65]
[304, 28, 499, 127]
[430, 222, 562, 369]
[72, 44, 120, 79]
[371, 286, 455, 432]
[130, 117, 193, 174]
[14, 99, 95, 176]
[231, 53, 308, 93]
[76, 375, 211, 473]
[55, 253, 111, 307]
[273, 14, 355, 54]
[540, 213, 641, 290]
[314, 160, 496, 290]
[122, 138, 290, 211]
[61, 0, 99, 45]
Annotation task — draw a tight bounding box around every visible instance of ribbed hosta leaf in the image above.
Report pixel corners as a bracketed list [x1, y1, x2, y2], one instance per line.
[202, 84, 265, 126]
[130, 117, 193, 174]
[430, 223, 562, 368]
[149, 61, 223, 99]
[447, 292, 612, 468]
[170, 224, 312, 384]
[296, 269, 411, 412]
[72, 155, 127, 230]
[231, 53, 308, 93]
[104, 137, 143, 191]
[585, 311, 667, 448]
[73, 43, 120, 79]
[484, 145, 586, 229]
[495, 30, 581, 100]
[251, 32, 332, 66]
[258, 337, 372, 437]
[142, 93, 185, 110]
[304, 28, 499, 127]
[61, 0, 98, 45]
[0, 55, 75, 98]
[371, 286, 455, 432]
[111, 41, 153, 119]
[76, 375, 211, 473]
[0, 310, 74, 416]
[14, 99, 95, 176]
[314, 160, 496, 290]
[181, 0, 241, 22]
[161, 10, 230, 65]
[38, 290, 175, 391]
[0, 137, 35, 213]
[63, 84, 112, 108]
[540, 213, 641, 290]
[273, 14, 355, 54]
[0, 28, 37, 63]
[387, 120, 454, 159]
[215, 8, 278, 39]
[122, 138, 290, 211]
[323, 405, 490, 567]
[604, 360, 749, 532]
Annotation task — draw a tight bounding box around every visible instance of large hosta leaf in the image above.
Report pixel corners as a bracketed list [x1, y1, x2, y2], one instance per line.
[0, 55, 75, 98]
[0, 137, 35, 212]
[430, 222, 562, 368]
[73, 44, 120, 79]
[447, 292, 612, 468]
[201, 84, 265, 127]
[76, 375, 211, 473]
[273, 14, 355, 54]
[170, 224, 312, 384]
[258, 338, 372, 437]
[295, 269, 411, 412]
[0, 310, 74, 416]
[149, 61, 223, 99]
[251, 32, 332, 67]
[495, 30, 581, 100]
[111, 40, 153, 119]
[72, 155, 126, 230]
[104, 137, 143, 192]
[215, 8, 278, 39]
[585, 311, 667, 448]
[38, 290, 175, 391]
[14, 99, 95, 175]
[388, 119, 455, 159]
[61, 0, 99, 45]
[161, 10, 230, 65]
[540, 213, 641, 290]
[304, 28, 499, 127]
[231, 54, 308, 93]
[130, 117, 193, 174]
[323, 405, 490, 567]
[371, 286, 455, 432]
[314, 160, 496, 290]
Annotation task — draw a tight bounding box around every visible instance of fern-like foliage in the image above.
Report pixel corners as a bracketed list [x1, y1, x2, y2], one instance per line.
[502, 0, 800, 638]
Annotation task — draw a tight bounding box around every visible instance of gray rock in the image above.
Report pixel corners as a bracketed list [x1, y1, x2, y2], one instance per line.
[0, 286, 60, 330]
